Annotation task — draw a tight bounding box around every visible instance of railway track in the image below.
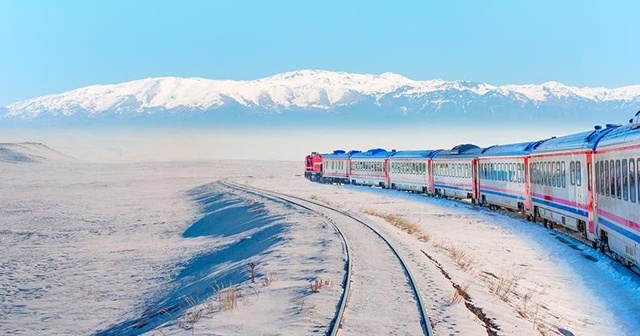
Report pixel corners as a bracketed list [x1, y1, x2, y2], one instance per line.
[222, 181, 434, 336]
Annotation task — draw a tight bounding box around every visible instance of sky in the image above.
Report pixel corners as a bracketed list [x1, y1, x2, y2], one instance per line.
[0, 0, 639, 106]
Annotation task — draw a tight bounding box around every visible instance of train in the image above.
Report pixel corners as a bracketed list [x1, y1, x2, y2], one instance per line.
[305, 111, 640, 270]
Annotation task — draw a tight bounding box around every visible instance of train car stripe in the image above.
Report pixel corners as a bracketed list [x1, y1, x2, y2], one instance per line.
[532, 196, 589, 217]
[434, 183, 472, 192]
[598, 209, 640, 232]
[532, 192, 589, 210]
[481, 188, 525, 201]
[598, 217, 640, 244]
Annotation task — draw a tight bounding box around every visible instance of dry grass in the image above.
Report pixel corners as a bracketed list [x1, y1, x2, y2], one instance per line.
[218, 286, 239, 310]
[262, 272, 277, 287]
[488, 273, 520, 302]
[310, 194, 335, 206]
[310, 278, 332, 293]
[431, 238, 448, 251]
[446, 246, 477, 272]
[449, 281, 471, 305]
[360, 207, 424, 235]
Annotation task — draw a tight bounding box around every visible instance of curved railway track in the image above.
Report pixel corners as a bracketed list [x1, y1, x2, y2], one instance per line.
[222, 181, 434, 336]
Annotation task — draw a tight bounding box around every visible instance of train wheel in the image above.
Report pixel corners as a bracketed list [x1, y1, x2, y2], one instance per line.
[549, 221, 554, 229]
[543, 219, 548, 228]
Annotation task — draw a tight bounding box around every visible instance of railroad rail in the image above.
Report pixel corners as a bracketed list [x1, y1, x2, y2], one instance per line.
[222, 181, 434, 336]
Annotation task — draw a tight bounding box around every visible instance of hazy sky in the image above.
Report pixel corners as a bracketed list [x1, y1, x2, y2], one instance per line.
[2, 124, 582, 162]
[1, 0, 638, 106]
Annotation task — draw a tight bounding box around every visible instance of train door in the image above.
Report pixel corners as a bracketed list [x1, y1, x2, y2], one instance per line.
[524, 157, 532, 212]
[427, 159, 434, 194]
[472, 158, 480, 202]
[384, 159, 390, 188]
[586, 152, 596, 239]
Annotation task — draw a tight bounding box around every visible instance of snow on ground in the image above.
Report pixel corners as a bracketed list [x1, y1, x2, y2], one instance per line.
[1, 160, 639, 335]
[0, 142, 76, 163]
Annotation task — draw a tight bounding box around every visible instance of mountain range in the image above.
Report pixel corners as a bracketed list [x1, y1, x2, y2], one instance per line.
[3, 70, 640, 127]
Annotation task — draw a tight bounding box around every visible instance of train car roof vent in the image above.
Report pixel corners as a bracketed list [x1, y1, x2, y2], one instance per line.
[605, 123, 620, 128]
[594, 125, 602, 130]
[630, 110, 640, 129]
[333, 150, 346, 155]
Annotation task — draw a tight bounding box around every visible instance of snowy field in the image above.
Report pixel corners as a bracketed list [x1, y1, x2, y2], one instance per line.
[1, 160, 639, 335]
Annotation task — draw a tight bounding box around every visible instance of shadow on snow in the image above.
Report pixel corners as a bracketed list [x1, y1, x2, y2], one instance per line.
[95, 183, 287, 335]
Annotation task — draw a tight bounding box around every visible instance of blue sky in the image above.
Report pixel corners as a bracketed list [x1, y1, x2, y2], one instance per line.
[0, 0, 638, 106]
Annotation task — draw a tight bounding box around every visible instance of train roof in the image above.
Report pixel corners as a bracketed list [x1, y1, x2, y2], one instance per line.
[531, 124, 621, 154]
[389, 149, 442, 159]
[433, 144, 483, 159]
[479, 140, 550, 157]
[322, 149, 361, 159]
[596, 112, 640, 149]
[350, 148, 393, 159]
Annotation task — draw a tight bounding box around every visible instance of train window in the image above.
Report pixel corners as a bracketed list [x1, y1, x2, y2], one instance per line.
[631, 159, 637, 203]
[492, 163, 496, 180]
[503, 163, 507, 181]
[505, 163, 509, 182]
[595, 161, 599, 193]
[637, 158, 640, 202]
[570, 162, 575, 185]
[576, 161, 582, 186]
[616, 160, 621, 199]
[561, 162, 566, 188]
[623, 159, 629, 201]
[556, 161, 561, 188]
[604, 160, 611, 196]
[531, 163, 535, 184]
[553, 161, 557, 187]
[546, 162, 551, 186]
[550, 162, 555, 187]
[610, 160, 615, 196]
[600, 161, 605, 195]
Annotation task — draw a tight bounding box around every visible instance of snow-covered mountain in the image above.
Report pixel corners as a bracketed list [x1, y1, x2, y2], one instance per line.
[3, 70, 640, 125]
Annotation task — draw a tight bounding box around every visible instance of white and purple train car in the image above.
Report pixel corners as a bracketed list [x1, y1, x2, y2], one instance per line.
[388, 150, 441, 193]
[477, 141, 548, 214]
[432, 144, 483, 200]
[528, 125, 619, 241]
[321, 150, 360, 184]
[593, 113, 640, 266]
[349, 148, 393, 188]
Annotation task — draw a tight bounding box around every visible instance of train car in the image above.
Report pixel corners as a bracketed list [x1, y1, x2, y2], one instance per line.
[388, 150, 441, 193]
[304, 152, 323, 181]
[322, 150, 360, 184]
[432, 144, 483, 200]
[349, 148, 393, 187]
[593, 113, 640, 266]
[478, 140, 548, 214]
[529, 125, 619, 241]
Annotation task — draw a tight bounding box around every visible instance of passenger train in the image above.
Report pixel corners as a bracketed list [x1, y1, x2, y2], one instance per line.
[304, 111, 640, 269]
